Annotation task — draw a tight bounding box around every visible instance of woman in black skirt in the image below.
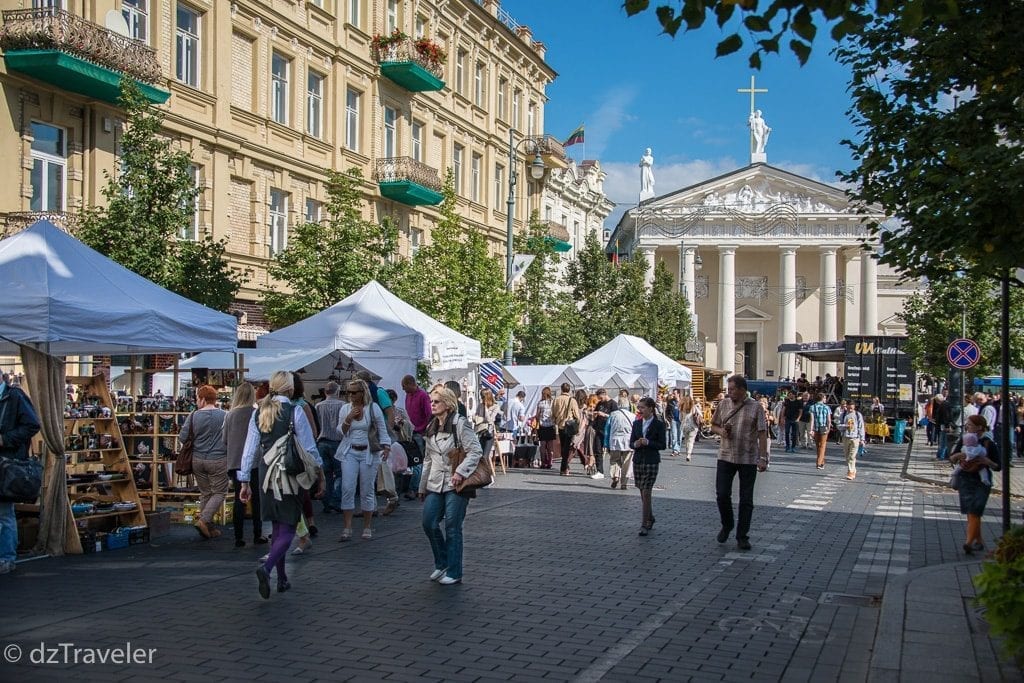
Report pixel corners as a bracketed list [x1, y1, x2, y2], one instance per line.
[629, 397, 667, 536]
[948, 414, 1001, 554]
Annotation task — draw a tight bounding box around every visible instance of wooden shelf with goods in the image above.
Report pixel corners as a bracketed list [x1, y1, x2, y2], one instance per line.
[117, 411, 194, 513]
[64, 375, 147, 554]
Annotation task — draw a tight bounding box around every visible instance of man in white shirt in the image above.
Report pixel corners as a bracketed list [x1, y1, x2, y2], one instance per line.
[508, 391, 527, 438]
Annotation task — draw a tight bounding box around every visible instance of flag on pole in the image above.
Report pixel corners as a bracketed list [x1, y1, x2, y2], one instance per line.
[563, 124, 585, 147]
[479, 361, 505, 395]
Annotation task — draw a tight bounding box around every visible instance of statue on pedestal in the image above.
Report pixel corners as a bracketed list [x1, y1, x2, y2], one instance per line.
[639, 147, 655, 198]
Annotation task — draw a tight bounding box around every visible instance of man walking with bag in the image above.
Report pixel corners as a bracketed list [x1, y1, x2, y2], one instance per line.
[0, 372, 41, 575]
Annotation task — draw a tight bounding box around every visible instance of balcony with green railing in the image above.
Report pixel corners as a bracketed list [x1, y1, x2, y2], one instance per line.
[371, 33, 445, 93]
[374, 157, 443, 206]
[0, 8, 169, 105]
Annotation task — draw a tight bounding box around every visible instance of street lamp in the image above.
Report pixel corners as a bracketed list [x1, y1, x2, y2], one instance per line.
[505, 129, 546, 366]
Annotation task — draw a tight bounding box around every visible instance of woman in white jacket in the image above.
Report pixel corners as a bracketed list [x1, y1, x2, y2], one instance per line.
[606, 404, 635, 490]
[336, 379, 391, 541]
[418, 387, 483, 585]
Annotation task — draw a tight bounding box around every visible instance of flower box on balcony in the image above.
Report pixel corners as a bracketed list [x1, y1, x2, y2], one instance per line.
[374, 157, 443, 206]
[371, 31, 445, 92]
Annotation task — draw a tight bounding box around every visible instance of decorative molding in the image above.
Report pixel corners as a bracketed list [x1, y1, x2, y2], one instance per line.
[736, 276, 769, 301]
[695, 274, 709, 300]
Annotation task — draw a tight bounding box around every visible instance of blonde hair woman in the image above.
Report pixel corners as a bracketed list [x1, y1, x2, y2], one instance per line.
[336, 378, 391, 541]
[419, 387, 483, 585]
[679, 394, 702, 461]
[223, 382, 266, 547]
[238, 371, 323, 599]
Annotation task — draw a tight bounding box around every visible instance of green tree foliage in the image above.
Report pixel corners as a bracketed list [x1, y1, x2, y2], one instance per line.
[835, 2, 1024, 282]
[900, 275, 1024, 380]
[974, 525, 1024, 661]
[262, 168, 398, 328]
[645, 261, 694, 359]
[392, 172, 519, 357]
[622, 0, 958, 68]
[77, 80, 243, 311]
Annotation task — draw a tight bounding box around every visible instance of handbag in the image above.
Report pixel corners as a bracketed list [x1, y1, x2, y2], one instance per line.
[175, 413, 196, 476]
[0, 455, 43, 503]
[376, 460, 397, 497]
[562, 418, 579, 439]
[447, 417, 493, 493]
[282, 409, 304, 476]
[949, 467, 962, 490]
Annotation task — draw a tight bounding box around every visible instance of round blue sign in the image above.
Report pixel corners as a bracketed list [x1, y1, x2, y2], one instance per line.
[947, 338, 981, 370]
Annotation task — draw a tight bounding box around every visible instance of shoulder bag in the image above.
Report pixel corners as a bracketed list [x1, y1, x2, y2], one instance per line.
[0, 455, 43, 503]
[175, 413, 196, 477]
[447, 416, 493, 493]
[282, 407, 304, 476]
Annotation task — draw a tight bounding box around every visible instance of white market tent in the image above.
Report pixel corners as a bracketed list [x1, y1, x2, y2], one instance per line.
[506, 364, 584, 418]
[256, 280, 481, 399]
[173, 346, 381, 388]
[571, 334, 691, 395]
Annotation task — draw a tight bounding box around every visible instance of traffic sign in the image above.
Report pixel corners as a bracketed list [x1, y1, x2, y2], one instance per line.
[947, 338, 981, 370]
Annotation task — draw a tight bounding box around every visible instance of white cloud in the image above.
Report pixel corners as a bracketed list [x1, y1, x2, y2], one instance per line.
[583, 88, 638, 159]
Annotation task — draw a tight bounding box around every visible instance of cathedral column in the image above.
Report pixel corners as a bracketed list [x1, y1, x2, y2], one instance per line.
[843, 249, 861, 336]
[679, 244, 696, 325]
[860, 247, 879, 334]
[779, 246, 798, 381]
[717, 245, 737, 373]
[639, 245, 657, 289]
[820, 246, 839, 375]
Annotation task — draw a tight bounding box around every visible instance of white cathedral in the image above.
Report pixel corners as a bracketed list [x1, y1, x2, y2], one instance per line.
[606, 105, 921, 381]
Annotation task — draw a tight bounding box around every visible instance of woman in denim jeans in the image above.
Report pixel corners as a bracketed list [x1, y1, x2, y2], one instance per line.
[419, 387, 483, 585]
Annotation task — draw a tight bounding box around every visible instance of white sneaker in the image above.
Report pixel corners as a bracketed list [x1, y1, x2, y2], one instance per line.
[0, 561, 14, 575]
[429, 568, 447, 581]
[591, 472, 605, 480]
[438, 576, 462, 585]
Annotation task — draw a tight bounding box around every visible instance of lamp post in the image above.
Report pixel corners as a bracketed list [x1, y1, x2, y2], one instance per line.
[505, 128, 546, 366]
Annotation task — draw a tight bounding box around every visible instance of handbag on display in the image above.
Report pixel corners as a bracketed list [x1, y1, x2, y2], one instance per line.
[0, 455, 43, 503]
[175, 413, 196, 477]
[446, 417, 493, 493]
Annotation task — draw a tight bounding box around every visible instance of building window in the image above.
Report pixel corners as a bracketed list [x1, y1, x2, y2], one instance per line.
[306, 70, 324, 138]
[122, 0, 148, 44]
[175, 5, 200, 88]
[305, 197, 322, 223]
[345, 88, 360, 151]
[411, 227, 423, 256]
[32, 0, 61, 10]
[497, 77, 507, 120]
[411, 121, 423, 162]
[269, 188, 288, 256]
[527, 101, 536, 135]
[179, 164, 200, 241]
[471, 153, 481, 202]
[544, 205, 552, 221]
[414, 14, 426, 39]
[29, 122, 65, 212]
[474, 62, 485, 107]
[386, 0, 398, 33]
[493, 163, 504, 210]
[455, 49, 466, 95]
[512, 89, 521, 129]
[271, 52, 289, 125]
[383, 106, 397, 158]
[348, 0, 359, 27]
[452, 144, 463, 195]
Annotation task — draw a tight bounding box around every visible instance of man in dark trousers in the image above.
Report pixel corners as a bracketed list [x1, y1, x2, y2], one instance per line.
[589, 388, 618, 480]
[782, 389, 803, 453]
[711, 375, 768, 551]
[0, 373, 41, 575]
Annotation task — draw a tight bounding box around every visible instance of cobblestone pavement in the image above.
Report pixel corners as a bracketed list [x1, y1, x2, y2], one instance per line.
[0, 432, 1021, 682]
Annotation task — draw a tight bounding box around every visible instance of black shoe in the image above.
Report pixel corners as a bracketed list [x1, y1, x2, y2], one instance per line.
[235, 539, 246, 548]
[256, 567, 271, 599]
[277, 580, 291, 593]
[963, 543, 974, 555]
[638, 527, 649, 537]
[254, 536, 269, 545]
[717, 527, 733, 543]
[737, 538, 752, 551]
[308, 525, 319, 538]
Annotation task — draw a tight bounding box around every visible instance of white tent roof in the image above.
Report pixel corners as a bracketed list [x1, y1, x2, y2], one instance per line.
[571, 334, 691, 393]
[178, 347, 381, 383]
[505, 364, 585, 419]
[0, 220, 237, 355]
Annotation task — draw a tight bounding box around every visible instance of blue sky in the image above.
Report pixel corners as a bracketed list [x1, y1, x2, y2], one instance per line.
[501, 0, 858, 224]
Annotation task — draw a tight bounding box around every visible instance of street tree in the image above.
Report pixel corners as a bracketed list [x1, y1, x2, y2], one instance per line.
[563, 230, 616, 345]
[644, 261, 694, 360]
[262, 168, 398, 328]
[900, 275, 1024, 380]
[392, 172, 519, 358]
[77, 80, 243, 311]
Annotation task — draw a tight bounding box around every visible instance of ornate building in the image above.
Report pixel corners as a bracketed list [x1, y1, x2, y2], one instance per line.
[539, 158, 614, 286]
[607, 138, 920, 380]
[0, 0, 562, 315]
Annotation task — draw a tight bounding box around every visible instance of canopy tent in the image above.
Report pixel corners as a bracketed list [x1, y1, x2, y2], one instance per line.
[777, 341, 846, 363]
[0, 220, 238, 557]
[571, 334, 691, 394]
[256, 280, 481, 402]
[505, 364, 585, 419]
[176, 347, 381, 384]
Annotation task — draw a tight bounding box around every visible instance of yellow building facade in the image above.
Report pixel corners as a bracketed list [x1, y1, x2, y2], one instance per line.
[0, 0, 558, 306]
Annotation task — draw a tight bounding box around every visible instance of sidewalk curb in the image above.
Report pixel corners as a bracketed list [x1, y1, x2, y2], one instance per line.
[868, 559, 982, 683]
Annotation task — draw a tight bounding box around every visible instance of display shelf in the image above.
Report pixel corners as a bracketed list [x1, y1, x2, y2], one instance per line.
[116, 411, 194, 512]
[65, 375, 147, 553]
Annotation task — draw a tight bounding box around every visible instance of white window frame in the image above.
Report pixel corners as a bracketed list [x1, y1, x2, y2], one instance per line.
[455, 50, 466, 95]
[122, 0, 148, 44]
[175, 5, 201, 88]
[386, 0, 398, 33]
[474, 62, 484, 107]
[411, 121, 423, 162]
[497, 78, 506, 120]
[527, 101, 536, 136]
[348, 0, 359, 27]
[471, 152, 481, 202]
[493, 163, 504, 210]
[29, 121, 66, 212]
[345, 88, 360, 152]
[271, 52, 289, 125]
[269, 188, 288, 257]
[414, 14, 426, 39]
[453, 144, 463, 195]
[512, 89, 521, 130]
[306, 70, 324, 138]
[411, 227, 423, 256]
[305, 197, 322, 224]
[383, 106, 397, 158]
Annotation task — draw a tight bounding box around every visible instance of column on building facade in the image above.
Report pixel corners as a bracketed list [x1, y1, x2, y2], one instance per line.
[679, 244, 696, 326]
[843, 250, 861, 336]
[819, 246, 839, 376]
[778, 245, 798, 381]
[640, 245, 657, 288]
[717, 246, 737, 373]
[860, 246, 879, 334]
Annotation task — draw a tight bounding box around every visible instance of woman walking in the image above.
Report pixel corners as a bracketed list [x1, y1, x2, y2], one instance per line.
[679, 394, 702, 461]
[238, 371, 323, 598]
[223, 382, 267, 547]
[534, 387, 557, 469]
[630, 397, 667, 536]
[419, 387, 483, 585]
[475, 387, 502, 463]
[336, 379, 391, 541]
[179, 385, 228, 540]
[948, 414, 1001, 554]
[290, 373, 319, 553]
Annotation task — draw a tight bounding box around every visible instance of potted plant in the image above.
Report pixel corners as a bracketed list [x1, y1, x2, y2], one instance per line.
[974, 525, 1024, 662]
[371, 29, 408, 63]
[413, 37, 447, 70]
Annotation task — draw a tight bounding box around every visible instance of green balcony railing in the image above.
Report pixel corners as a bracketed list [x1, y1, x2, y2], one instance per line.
[374, 157, 443, 206]
[371, 37, 445, 93]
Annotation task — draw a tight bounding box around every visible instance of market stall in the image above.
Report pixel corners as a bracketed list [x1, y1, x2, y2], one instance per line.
[571, 334, 692, 395]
